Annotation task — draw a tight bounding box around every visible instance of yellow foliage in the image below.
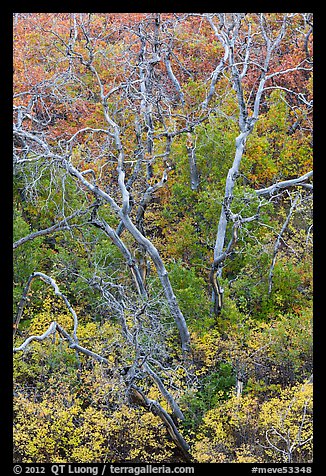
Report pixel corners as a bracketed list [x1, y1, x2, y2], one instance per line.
[190, 328, 222, 370]
[191, 383, 312, 464]
[28, 295, 73, 335]
[14, 389, 179, 463]
[235, 444, 264, 463]
[258, 383, 313, 463]
[191, 437, 227, 463]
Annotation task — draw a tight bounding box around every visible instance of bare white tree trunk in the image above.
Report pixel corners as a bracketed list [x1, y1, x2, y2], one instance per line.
[209, 13, 288, 313]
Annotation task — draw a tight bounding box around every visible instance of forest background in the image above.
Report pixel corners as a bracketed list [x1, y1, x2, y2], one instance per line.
[12, 12, 313, 464]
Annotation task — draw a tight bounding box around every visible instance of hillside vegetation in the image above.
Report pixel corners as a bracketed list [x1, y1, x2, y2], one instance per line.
[13, 13, 313, 464]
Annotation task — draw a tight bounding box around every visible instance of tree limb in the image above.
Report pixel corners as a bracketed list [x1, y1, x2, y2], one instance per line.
[13, 272, 79, 343]
[13, 209, 88, 250]
[256, 171, 313, 197]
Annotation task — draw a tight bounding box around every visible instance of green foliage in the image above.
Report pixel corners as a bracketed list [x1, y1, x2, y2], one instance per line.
[14, 390, 179, 463]
[13, 209, 53, 312]
[243, 91, 312, 186]
[167, 260, 210, 323]
[13, 13, 313, 465]
[14, 314, 181, 463]
[190, 382, 312, 463]
[181, 363, 236, 432]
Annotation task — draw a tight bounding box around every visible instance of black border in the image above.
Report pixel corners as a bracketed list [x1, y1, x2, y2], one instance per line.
[2, 7, 14, 474]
